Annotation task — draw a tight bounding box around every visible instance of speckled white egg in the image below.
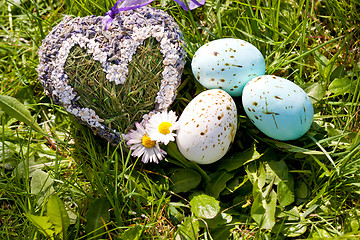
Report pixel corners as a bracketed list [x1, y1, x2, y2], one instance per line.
[242, 75, 314, 141]
[191, 38, 265, 97]
[176, 89, 237, 164]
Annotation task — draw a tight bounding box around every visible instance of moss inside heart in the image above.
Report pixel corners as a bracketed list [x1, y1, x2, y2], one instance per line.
[64, 38, 163, 133]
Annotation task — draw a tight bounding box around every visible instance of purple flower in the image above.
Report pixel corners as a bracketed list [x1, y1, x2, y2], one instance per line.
[103, 0, 155, 30]
[103, 0, 205, 30]
[173, 0, 205, 11]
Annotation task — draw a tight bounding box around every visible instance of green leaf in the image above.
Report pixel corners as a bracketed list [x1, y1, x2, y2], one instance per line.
[47, 194, 70, 239]
[190, 194, 220, 219]
[267, 160, 294, 206]
[166, 142, 210, 182]
[0, 95, 42, 133]
[219, 144, 262, 172]
[314, 52, 329, 78]
[31, 169, 54, 195]
[176, 216, 199, 240]
[295, 180, 309, 199]
[120, 225, 143, 240]
[171, 168, 201, 193]
[277, 180, 294, 206]
[0, 141, 16, 161]
[25, 214, 55, 239]
[204, 212, 232, 229]
[166, 142, 189, 167]
[328, 77, 351, 95]
[303, 82, 325, 103]
[85, 198, 111, 237]
[251, 181, 277, 230]
[31, 169, 55, 205]
[205, 171, 234, 198]
[210, 226, 233, 240]
[245, 162, 267, 190]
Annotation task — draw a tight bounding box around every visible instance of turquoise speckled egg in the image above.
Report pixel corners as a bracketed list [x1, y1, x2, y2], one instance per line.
[191, 38, 265, 97]
[242, 75, 314, 141]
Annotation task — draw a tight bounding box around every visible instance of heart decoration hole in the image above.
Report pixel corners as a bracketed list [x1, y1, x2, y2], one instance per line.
[65, 37, 163, 133]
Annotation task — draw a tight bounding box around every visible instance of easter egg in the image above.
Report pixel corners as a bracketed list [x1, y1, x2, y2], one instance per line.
[176, 89, 237, 164]
[191, 38, 265, 97]
[242, 75, 314, 141]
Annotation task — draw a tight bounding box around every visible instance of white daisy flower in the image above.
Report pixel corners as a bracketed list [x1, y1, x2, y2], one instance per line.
[146, 110, 179, 145]
[125, 122, 166, 164]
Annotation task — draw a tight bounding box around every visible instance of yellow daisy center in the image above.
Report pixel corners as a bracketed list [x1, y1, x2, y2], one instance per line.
[142, 134, 156, 148]
[158, 122, 172, 135]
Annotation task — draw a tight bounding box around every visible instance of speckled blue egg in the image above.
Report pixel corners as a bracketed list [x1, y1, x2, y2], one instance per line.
[191, 38, 266, 97]
[242, 75, 314, 141]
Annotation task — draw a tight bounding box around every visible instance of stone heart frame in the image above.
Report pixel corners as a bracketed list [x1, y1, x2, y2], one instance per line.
[37, 6, 186, 145]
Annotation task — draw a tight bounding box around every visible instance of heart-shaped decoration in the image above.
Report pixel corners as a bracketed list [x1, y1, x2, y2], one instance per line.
[37, 6, 186, 145]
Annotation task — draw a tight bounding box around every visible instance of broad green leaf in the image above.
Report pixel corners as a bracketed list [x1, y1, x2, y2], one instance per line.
[0, 95, 42, 133]
[31, 169, 54, 195]
[47, 194, 70, 239]
[166, 142, 189, 167]
[120, 225, 143, 240]
[303, 82, 325, 103]
[84, 198, 111, 237]
[176, 216, 199, 240]
[25, 214, 55, 239]
[222, 176, 252, 196]
[13, 158, 37, 177]
[328, 77, 351, 95]
[205, 171, 234, 198]
[267, 160, 294, 206]
[190, 194, 220, 219]
[210, 225, 233, 240]
[171, 168, 201, 193]
[282, 223, 307, 237]
[310, 226, 333, 238]
[245, 162, 267, 190]
[0, 141, 16, 161]
[344, 210, 360, 233]
[251, 181, 277, 230]
[273, 222, 307, 238]
[219, 144, 262, 172]
[330, 65, 345, 81]
[31, 169, 55, 205]
[204, 212, 232, 229]
[277, 180, 294, 206]
[168, 202, 185, 223]
[295, 180, 308, 199]
[274, 207, 307, 237]
[314, 52, 329, 78]
[166, 142, 210, 182]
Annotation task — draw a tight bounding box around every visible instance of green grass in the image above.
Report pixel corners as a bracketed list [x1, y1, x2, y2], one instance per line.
[1, 0, 360, 239]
